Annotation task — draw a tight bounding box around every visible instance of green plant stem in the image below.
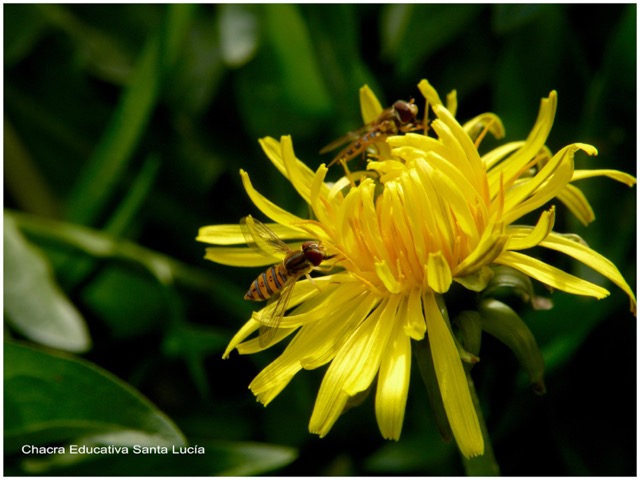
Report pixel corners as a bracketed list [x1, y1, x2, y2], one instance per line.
[460, 375, 500, 476]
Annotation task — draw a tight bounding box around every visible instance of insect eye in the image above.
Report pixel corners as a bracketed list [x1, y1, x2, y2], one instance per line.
[393, 100, 417, 123]
[302, 242, 324, 266]
[305, 250, 324, 266]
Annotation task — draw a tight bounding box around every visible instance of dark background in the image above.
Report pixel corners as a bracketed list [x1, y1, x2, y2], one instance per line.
[4, 4, 636, 475]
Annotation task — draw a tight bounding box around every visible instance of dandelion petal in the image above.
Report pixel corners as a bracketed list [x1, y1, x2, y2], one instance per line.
[375, 324, 411, 440]
[423, 291, 483, 458]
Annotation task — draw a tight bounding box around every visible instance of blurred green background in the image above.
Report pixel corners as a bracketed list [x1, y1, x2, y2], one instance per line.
[4, 4, 636, 476]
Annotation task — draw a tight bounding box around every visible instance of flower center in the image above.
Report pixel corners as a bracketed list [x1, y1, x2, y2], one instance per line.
[333, 158, 475, 296]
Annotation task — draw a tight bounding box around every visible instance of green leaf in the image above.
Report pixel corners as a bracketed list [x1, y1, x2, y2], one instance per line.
[207, 440, 298, 476]
[601, 5, 635, 94]
[65, 5, 194, 225]
[263, 4, 332, 116]
[35, 4, 136, 84]
[301, 5, 383, 134]
[161, 322, 231, 397]
[8, 210, 248, 318]
[80, 266, 167, 340]
[4, 216, 90, 353]
[63, 155, 161, 290]
[235, 4, 333, 139]
[381, 5, 484, 78]
[4, 4, 48, 67]
[492, 4, 545, 34]
[165, 10, 227, 117]
[4, 117, 61, 217]
[5, 341, 186, 455]
[493, 6, 568, 139]
[582, 4, 636, 139]
[162, 323, 229, 360]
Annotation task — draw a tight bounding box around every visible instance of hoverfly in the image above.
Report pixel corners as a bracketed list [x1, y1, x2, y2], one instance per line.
[241, 215, 329, 347]
[320, 99, 421, 167]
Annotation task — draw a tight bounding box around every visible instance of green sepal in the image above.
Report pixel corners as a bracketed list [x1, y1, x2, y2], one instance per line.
[482, 265, 552, 312]
[482, 265, 534, 305]
[478, 299, 546, 395]
[453, 310, 483, 360]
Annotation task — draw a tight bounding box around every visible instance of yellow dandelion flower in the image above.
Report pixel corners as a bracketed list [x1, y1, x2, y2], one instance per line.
[197, 80, 636, 459]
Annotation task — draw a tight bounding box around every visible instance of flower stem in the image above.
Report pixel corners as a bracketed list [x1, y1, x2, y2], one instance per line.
[460, 375, 500, 476]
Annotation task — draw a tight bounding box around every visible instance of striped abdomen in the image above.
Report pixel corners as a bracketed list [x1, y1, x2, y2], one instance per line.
[244, 241, 324, 301]
[244, 263, 291, 301]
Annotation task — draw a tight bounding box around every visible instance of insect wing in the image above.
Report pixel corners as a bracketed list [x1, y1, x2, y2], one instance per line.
[257, 272, 300, 347]
[319, 123, 371, 155]
[321, 107, 399, 166]
[327, 129, 388, 167]
[320, 102, 414, 157]
[240, 216, 291, 258]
